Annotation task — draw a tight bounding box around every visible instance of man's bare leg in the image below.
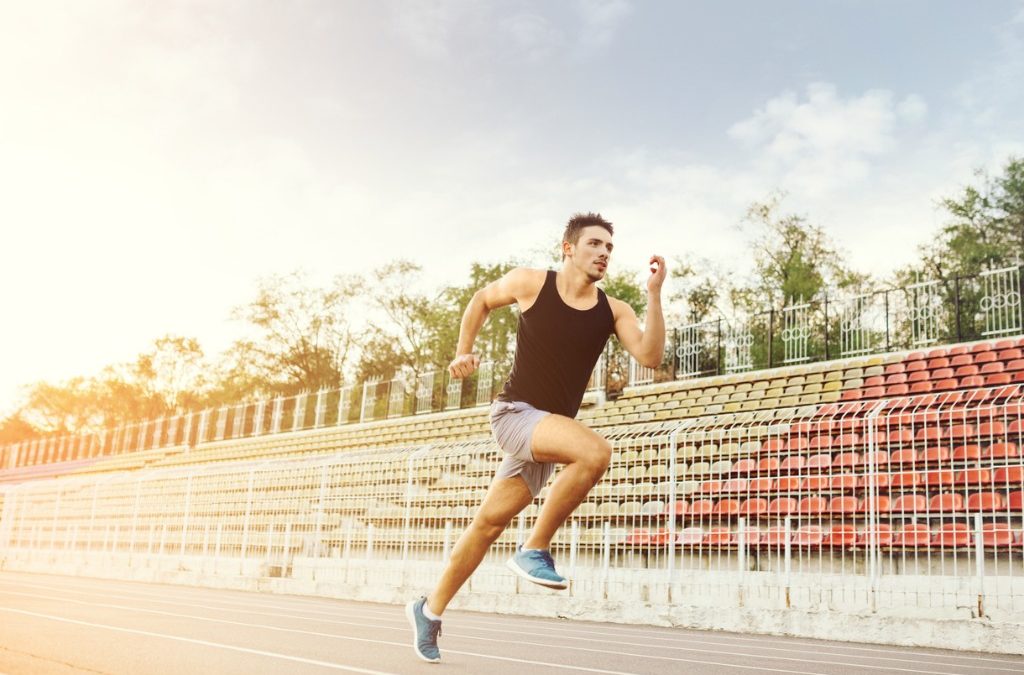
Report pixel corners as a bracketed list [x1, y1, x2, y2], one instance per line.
[522, 414, 611, 550]
[425, 475, 533, 616]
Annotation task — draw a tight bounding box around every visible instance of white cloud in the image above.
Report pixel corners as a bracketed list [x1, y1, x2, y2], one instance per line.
[728, 83, 927, 197]
[502, 12, 563, 63]
[574, 0, 632, 51]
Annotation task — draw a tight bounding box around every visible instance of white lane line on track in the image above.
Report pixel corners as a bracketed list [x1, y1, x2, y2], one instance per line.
[0, 587, 981, 675]
[0, 592, 640, 675]
[0, 606, 395, 675]
[2, 577, 1020, 671]
[4, 572, 1015, 667]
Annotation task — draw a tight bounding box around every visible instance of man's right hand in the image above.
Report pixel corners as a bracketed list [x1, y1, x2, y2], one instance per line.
[448, 354, 481, 379]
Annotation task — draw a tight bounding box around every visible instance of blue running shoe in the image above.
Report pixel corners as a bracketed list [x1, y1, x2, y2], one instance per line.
[405, 597, 442, 663]
[506, 546, 568, 589]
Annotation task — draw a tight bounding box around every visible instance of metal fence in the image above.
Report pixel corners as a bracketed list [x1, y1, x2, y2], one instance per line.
[659, 264, 1023, 383]
[3, 385, 1022, 619]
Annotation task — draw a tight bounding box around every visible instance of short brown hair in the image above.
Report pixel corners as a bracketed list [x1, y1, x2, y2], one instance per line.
[562, 212, 614, 251]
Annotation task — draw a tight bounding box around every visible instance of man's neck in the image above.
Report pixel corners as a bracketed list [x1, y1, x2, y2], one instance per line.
[556, 264, 596, 301]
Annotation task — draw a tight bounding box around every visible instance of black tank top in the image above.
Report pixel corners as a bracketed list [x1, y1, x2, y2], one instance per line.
[498, 270, 615, 418]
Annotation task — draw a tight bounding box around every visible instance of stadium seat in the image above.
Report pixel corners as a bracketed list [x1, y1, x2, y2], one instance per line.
[767, 497, 797, 515]
[739, 498, 768, 516]
[775, 476, 802, 491]
[923, 469, 956, 486]
[893, 523, 932, 548]
[793, 526, 824, 547]
[704, 527, 734, 546]
[934, 522, 971, 547]
[828, 496, 859, 514]
[762, 527, 789, 548]
[994, 466, 1023, 483]
[713, 499, 741, 516]
[797, 496, 827, 515]
[892, 494, 927, 512]
[688, 499, 714, 518]
[830, 474, 858, 490]
[857, 523, 893, 547]
[981, 523, 1015, 547]
[966, 492, 1005, 511]
[928, 493, 963, 512]
[985, 442, 1018, 458]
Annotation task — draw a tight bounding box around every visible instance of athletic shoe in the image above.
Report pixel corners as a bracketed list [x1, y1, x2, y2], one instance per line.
[405, 596, 442, 663]
[505, 546, 569, 589]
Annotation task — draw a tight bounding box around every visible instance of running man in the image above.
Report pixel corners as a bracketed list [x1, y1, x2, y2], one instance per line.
[407, 212, 666, 663]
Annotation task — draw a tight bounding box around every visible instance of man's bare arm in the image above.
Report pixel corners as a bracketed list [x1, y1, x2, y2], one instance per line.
[612, 256, 667, 369]
[449, 268, 540, 379]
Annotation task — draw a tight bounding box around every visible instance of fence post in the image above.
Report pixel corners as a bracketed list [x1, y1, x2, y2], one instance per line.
[768, 309, 775, 368]
[974, 513, 985, 618]
[823, 294, 830, 360]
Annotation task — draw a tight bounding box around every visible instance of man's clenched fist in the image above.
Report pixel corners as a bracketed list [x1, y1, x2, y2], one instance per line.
[448, 353, 481, 379]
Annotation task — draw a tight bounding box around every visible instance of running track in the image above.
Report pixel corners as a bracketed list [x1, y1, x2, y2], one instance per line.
[0, 571, 1019, 674]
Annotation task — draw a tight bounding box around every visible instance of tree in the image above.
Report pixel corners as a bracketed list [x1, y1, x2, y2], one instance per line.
[227, 270, 365, 398]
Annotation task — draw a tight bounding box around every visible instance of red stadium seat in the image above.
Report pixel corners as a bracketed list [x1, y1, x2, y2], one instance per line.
[934, 522, 971, 547]
[704, 527, 734, 546]
[982, 523, 1015, 547]
[822, 524, 858, 548]
[958, 468, 992, 485]
[966, 492, 1005, 512]
[961, 375, 985, 388]
[762, 527, 789, 548]
[806, 453, 832, 469]
[910, 381, 933, 393]
[778, 475, 802, 491]
[928, 493, 963, 512]
[785, 437, 810, 452]
[797, 496, 827, 515]
[1007, 359, 1024, 372]
[893, 494, 928, 512]
[952, 444, 982, 461]
[793, 526, 824, 547]
[665, 500, 687, 516]
[971, 342, 993, 353]
[934, 378, 959, 391]
[721, 478, 748, 493]
[955, 364, 981, 377]
[780, 455, 806, 472]
[915, 426, 945, 442]
[890, 471, 920, 488]
[767, 497, 797, 515]
[829, 496, 859, 514]
[861, 473, 891, 488]
[762, 438, 785, 453]
[749, 477, 773, 492]
[885, 363, 907, 374]
[758, 457, 781, 472]
[834, 452, 860, 468]
[732, 458, 757, 474]
[864, 376, 885, 387]
[948, 345, 970, 356]
[978, 421, 1006, 436]
[861, 450, 889, 467]
[975, 350, 998, 363]
[890, 449, 917, 465]
[985, 442, 1018, 458]
[857, 523, 893, 547]
[1010, 492, 1024, 510]
[886, 384, 910, 396]
[739, 498, 768, 516]
[689, 499, 714, 517]
[885, 372, 908, 383]
[700, 480, 723, 494]
[921, 446, 950, 463]
[802, 475, 830, 490]
[986, 373, 1012, 385]
[949, 354, 973, 367]
[932, 367, 955, 379]
[929, 357, 952, 369]
[994, 466, 1023, 483]
[713, 499, 741, 517]
[841, 389, 863, 401]
[893, 523, 933, 547]
[998, 348, 1023, 360]
[948, 424, 976, 440]
[829, 474, 857, 490]
[906, 360, 928, 372]
[923, 470, 956, 486]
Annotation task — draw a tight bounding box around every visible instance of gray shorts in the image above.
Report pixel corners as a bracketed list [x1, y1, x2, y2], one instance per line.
[489, 399, 553, 498]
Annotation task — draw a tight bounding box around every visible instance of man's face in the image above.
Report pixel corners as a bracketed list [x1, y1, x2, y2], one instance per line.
[565, 225, 613, 281]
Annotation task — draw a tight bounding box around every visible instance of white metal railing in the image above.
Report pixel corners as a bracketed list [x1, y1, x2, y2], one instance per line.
[2, 385, 1022, 619]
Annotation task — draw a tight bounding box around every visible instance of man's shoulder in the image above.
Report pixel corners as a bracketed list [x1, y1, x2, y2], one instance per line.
[505, 267, 548, 288]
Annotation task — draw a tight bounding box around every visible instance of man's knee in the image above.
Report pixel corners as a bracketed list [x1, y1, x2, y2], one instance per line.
[582, 436, 612, 475]
[471, 511, 512, 543]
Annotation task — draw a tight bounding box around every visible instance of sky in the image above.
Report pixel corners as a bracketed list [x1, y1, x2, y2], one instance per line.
[1, 0, 1024, 417]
